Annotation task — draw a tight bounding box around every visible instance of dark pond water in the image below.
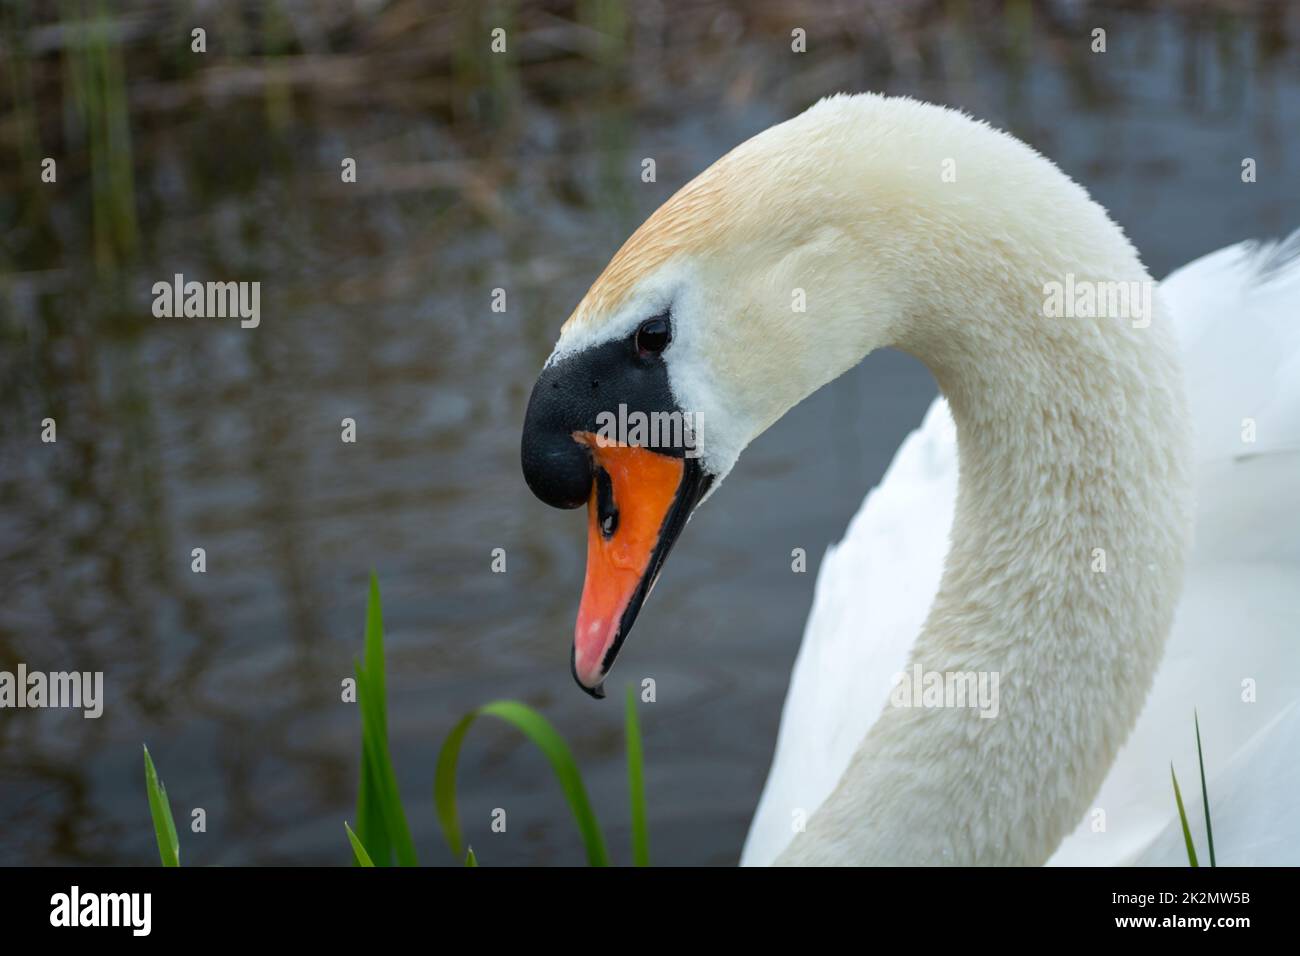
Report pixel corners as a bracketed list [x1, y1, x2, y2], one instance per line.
[1, 2, 1298, 865]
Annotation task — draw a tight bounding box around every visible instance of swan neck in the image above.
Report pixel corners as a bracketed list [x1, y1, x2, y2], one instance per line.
[783, 237, 1194, 866]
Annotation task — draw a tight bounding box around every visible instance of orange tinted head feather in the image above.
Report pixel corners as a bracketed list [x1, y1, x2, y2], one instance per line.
[562, 146, 758, 333]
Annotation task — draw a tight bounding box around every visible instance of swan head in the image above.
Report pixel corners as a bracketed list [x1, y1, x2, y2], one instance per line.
[522, 98, 907, 696]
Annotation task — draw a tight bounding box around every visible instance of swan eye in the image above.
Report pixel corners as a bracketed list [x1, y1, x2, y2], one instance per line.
[635, 315, 671, 357]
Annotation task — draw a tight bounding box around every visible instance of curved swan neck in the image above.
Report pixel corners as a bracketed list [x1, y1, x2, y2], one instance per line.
[770, 98, 1195, 864]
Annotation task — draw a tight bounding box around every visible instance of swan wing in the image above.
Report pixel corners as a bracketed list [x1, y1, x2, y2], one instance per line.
[740, 396, 957, 865]
[1050, 231, 1300, 865]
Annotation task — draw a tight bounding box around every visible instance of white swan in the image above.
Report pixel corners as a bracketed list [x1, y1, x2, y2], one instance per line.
[520, 93, 1300, 865]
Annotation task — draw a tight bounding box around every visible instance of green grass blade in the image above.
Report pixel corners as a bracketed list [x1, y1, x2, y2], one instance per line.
[465, 846, 478, 867]
[354, 669, 394, 866]
[435, 700, 609, 866]
[1194, 711, 1216, 867]
[345, 822, 375, 867]
[363, 573, 389, 738]
[1171, 764, 1199, 868]
[142, 745, 180, 867]
[353, 573, 418, 866]
[433, 711, 477, 861]
[625, 684, 649, 866]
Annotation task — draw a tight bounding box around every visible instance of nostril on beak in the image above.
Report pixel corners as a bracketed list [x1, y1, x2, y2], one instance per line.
[595, 467, 618, 539]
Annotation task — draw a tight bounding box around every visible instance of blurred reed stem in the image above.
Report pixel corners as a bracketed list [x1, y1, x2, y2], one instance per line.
[60, 0, 138, 276]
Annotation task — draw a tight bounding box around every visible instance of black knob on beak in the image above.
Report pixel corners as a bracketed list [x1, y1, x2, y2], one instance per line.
[521, 365, 595, 510]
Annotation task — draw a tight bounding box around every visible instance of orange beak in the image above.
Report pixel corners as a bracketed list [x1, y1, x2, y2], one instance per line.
[570, 433, 708, 697]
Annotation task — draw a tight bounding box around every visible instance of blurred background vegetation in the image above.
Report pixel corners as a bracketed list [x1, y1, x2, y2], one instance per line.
[1, 0, 1297, 865]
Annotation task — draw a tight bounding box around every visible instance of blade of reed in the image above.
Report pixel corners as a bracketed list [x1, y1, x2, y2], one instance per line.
[625, 684, 649, 866]
[1171, 763, 1199, 867]
[465, 846, 478, 867]
[353, 572, 418, 866]
[1194, 710, 1216, 867]
[143, 745, 180, 867]
[354, 704, 393, 866]
[435, 700, 609, 866]
[345, 822, 375, 867]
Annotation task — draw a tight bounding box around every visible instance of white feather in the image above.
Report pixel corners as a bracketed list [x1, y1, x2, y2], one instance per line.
[743, 232, 1300, 866]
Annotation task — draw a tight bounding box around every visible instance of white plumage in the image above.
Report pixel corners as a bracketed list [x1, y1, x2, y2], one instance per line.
[743, 233, 1300, 866]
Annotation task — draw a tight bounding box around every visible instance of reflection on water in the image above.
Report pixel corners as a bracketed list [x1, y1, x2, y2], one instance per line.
[1, 1, 1298, 865]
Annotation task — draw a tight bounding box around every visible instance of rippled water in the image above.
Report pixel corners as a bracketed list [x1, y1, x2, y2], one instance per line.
[1, 2, 1298, 865]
